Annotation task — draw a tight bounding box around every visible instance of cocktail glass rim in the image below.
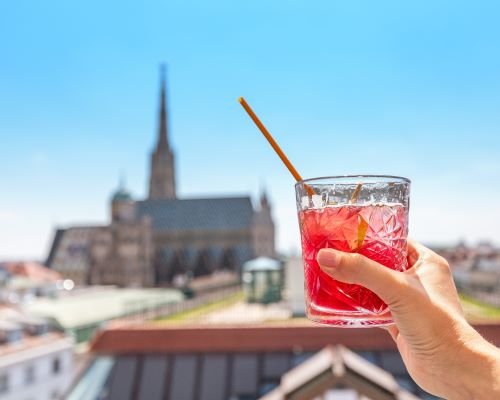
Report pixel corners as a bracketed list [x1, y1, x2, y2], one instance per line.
[296, 174, 411, 186]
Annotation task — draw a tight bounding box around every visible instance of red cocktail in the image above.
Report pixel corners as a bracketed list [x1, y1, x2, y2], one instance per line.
[295, 176, 410, 327]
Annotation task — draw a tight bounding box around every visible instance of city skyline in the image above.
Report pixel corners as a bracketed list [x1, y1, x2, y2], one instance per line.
[1, 0, 500, 260]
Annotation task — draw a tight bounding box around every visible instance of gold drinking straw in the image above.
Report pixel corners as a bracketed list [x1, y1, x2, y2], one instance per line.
[350, 183, 362, 203]
[239, 97, 367, 249]
[238, 97, 315, 196]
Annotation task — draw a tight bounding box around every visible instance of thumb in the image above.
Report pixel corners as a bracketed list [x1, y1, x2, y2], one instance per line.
[316, 249, 408, 306]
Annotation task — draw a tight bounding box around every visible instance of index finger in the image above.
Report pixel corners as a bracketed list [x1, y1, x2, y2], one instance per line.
[407, 239, 422, 268]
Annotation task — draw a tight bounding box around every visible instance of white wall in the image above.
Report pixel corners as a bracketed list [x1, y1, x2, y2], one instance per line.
[0, 337, 73, 400]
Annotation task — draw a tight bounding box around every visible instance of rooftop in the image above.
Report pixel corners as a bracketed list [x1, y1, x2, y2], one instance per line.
[90, 323, 397, 354]
[262, 345, 419, 400]
[243, 257, 282, 272]
[0, 332, 71, 361]
[24, 287, 184, 329]
[1, 261, 61, 282]
[136, 196, 254, 231]
[0, 306, 73, 361]
[65, 323, 481, 399]
[90, 322, 500, 354]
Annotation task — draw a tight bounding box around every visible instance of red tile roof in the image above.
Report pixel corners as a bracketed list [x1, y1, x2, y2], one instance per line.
[90, 322, 500, 354]
[91, 323, 395, 354]
[3, 261, 61, 282]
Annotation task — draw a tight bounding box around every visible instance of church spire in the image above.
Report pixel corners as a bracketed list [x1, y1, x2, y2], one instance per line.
[148, 64, 176, 200]
[259, 182, 270, 209]
[157, 64, 169, 150]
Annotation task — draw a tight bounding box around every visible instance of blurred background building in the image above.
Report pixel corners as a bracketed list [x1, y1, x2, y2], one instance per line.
[46, 67, 276, 289]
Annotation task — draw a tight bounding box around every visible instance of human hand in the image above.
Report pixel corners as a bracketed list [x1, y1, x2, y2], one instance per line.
[317, 241, 500, 399]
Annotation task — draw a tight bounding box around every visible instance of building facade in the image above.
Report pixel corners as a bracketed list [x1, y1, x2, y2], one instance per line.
[46, 66, 275, 287]
[0, 312, 73, 400]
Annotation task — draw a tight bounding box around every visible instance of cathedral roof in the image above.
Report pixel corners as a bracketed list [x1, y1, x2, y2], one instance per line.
[136, 196, 254, 231]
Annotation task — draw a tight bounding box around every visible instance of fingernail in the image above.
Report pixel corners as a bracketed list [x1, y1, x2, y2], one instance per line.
[317, 249, 338, 268]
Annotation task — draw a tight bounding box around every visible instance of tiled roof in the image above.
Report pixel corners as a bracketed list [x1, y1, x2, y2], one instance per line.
[90, 323, 397, 353]
[89, 323, 500, 354]
[2, 261, 61, 282]
[136, 196, 254, 231]
[67, 324, 454, 399]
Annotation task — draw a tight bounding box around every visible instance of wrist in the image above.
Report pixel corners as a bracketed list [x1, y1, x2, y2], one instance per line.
[457, 331, 500, 400]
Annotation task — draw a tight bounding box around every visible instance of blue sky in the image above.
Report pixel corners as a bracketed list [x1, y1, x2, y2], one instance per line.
[1, 0, 499, 259]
